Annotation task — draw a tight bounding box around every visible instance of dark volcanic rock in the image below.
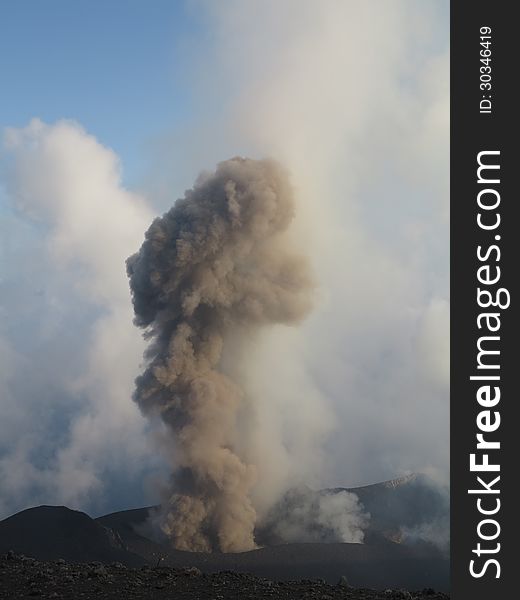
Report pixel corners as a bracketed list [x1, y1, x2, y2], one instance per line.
[0, 552, 450, 600]
[0, 506, 143, 566]
[334, 474, 449, 546]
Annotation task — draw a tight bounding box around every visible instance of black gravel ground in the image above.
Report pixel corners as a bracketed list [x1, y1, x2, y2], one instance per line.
[0, 552, 449, 600]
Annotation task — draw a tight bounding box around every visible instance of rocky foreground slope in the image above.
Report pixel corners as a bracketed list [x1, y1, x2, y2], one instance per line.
[0, 552, 449, 600]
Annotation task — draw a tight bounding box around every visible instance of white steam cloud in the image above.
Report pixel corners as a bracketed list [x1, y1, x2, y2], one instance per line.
[158, 0, 450, 489]
[0, 119, 155, 516]
[260, 488, 370, 545]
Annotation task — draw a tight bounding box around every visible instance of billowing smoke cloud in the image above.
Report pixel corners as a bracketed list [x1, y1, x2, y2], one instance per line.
[127, 157, 313, 552]
[150, 0, 450, 491]
[257, 486, 369, 545]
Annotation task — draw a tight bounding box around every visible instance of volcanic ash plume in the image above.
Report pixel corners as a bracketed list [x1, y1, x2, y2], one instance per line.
[127, 157, 313, 552]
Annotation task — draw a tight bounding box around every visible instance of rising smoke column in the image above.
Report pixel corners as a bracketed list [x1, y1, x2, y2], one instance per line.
[127, 157, 313, 552]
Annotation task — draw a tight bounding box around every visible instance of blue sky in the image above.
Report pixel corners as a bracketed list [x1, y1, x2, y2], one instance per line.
[1, 0, 200, 185]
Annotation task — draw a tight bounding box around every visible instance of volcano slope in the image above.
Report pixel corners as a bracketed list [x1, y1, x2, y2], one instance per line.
[95, 476, 448, 591]
[0, 506, 143, 566]
[0, 476, 450, 595]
